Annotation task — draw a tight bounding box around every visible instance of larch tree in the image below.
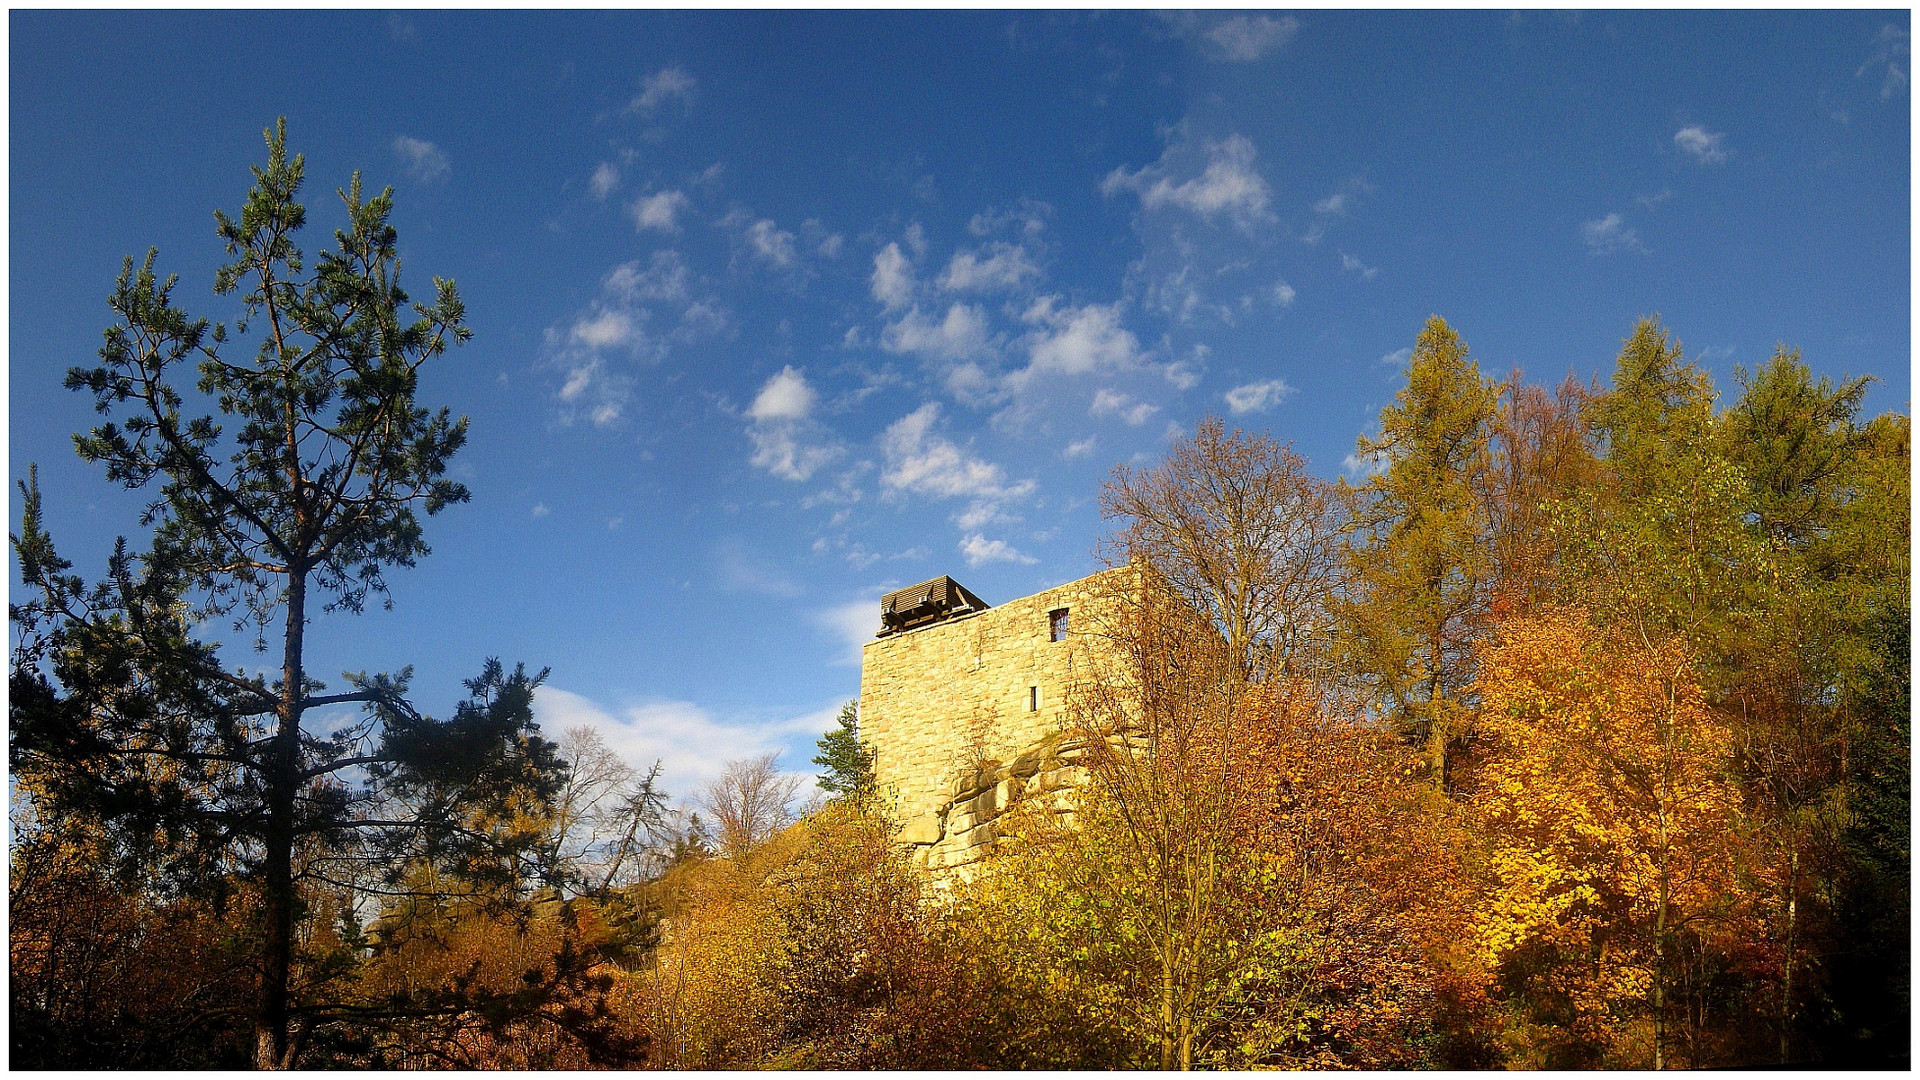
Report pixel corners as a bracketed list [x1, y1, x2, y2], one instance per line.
[9, 121, 566, 1069]
[1338, 315, 1501, 788]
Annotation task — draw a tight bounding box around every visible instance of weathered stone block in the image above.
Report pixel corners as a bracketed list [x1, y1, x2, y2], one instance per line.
[898, 813, 943, 846]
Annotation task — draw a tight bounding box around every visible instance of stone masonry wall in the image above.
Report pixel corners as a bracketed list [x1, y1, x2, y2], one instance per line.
[859, 569, 1125, 876]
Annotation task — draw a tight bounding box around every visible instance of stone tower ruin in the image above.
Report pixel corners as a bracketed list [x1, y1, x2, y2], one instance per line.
[858, 569, 1123, 875]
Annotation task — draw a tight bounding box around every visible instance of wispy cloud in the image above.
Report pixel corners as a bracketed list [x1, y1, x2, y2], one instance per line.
[813, 597, 881, 666]
[630, 67, 695, 113]
[1340, 252, 1379, 280]
[1223, 378, 1296, 414]
[1581, 212, 1646, 254]
[881, 303, 993, 364]
[959, 533, 1038, 567]
[1102, 132, 1272, 226]
[745, 366, 842, 482]
[879, 402, 1034, 503]
[1062, 435, 1097, 460]
[1379, 346, 1412, 368]
[604, 251, 690, 304]
[392, 135, 450, 183]
[1303, 177, 1370, 244]
[802, 219, 844, 258]
[1090, 388, 1160, 426]
[870, 242, 915, 308]
[937, 242, 1041, 293]
[546, 253, 724, 427]
[1858, 24, 1910, 100]
[1673, 125, 1728, 164]
[1272, 279, 1297, 307]
[1205, 15, 1299, 62]
[716, 538, 802, 598]
[589, 162, 620, 200]
[968, 199, 1051, 238]
[631, 189, 689, 231]
[744, 218, 797, 267]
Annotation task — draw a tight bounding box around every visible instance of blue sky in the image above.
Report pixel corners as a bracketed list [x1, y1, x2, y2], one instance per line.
[10, 10, 1910, 803]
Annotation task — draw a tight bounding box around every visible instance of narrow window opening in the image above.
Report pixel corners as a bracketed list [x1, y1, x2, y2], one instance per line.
[1048, 607, 1070, 642]
[1029, 685, 1039, 711]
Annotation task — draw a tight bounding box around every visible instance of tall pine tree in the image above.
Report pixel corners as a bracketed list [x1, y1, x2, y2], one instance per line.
[10, 121, 565, 1069]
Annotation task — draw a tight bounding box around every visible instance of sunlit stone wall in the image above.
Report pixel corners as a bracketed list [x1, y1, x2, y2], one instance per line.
[858, 568, 1124, 875]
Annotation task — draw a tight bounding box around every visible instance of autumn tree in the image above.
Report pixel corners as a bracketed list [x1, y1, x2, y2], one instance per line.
[1485, 373, 1597, 609]
[1468, 610, 1751, 1068]
[546, 726, 673, 895]
[8, 121, 566, 1068]
[703, 754, 802, 861]
[1339, 315, 1501, 787]
[1102, 417, 1342, 680]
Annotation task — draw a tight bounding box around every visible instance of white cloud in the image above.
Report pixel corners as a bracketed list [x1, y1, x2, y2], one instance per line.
[1858, 24, 1909, 100]
[748, 430, 833, 484]
[1342, 450, 1388, 480]
[814, 598, 881, 666]
[1063, 436, 1097, 459]
[1090, 388, 1160, 426]
[1272, 279, 1297, 306]
[880, 303, 992, 361]
[392, 135, 450, 183]
[590, 162, 620, 199]
[1312, 192, 1349, 216]
[631, 189, 690, 232]
[1206, 14, 1299, 61]
[1340, 252, 1379, 280]
[880, 403, 1034, 502]
[968, 199, 1050, 237]
[531, 503, 550, 518]
[1101, 133, 1272, 225]
[1379, 346, 1413, 368]
[747, 366, 816, 423]
[632, 67, 695, 113]
[604, 251, 689, 304]
[1581, 212, 1646, 255]
[533, 687, 835, 802]
[803, 219, 845, 258]
[745, 366, 841, 482]
[959, 533, 1038, 567]
[1010, 298, 1146, 392]
[570, 309, 638, 350]
[870, 242, 915, 308]
[545, 253, 723, 428]
[553, 356, 630, 428]
[744, 218, 797, 267]
[937, 242, 1040, 293]
[1673, 125, 1728, 164]
[1223, 378, 1297, 414]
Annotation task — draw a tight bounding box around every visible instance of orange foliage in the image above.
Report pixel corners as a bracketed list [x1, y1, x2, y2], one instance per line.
[1467, 609, 1751, 1067]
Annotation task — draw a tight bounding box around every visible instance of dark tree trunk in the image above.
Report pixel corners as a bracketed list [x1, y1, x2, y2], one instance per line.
[255, 573, 305, 1070]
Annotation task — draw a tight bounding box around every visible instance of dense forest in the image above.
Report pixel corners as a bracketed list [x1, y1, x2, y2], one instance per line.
[10, 130, 1909, 1070]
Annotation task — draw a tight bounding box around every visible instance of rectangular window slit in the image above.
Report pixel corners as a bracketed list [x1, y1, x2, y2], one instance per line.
[1029, 685, 1039, 711]
[1049, 607, 1070, 642]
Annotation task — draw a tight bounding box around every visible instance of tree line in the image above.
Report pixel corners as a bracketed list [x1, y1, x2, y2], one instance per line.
[10, 127, 1908, 1069]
